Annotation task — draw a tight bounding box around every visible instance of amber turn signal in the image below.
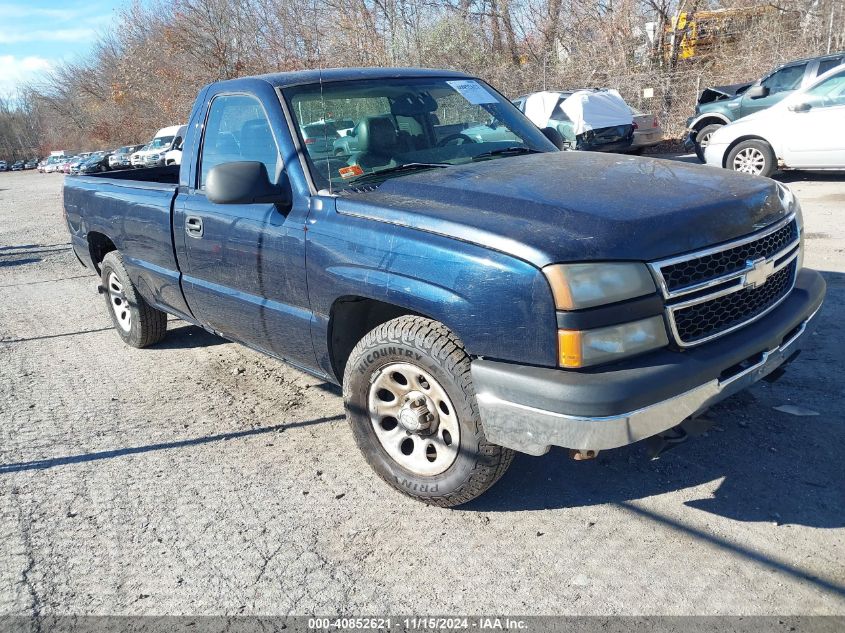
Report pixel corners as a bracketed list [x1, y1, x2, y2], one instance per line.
[558, 330, 583, 368]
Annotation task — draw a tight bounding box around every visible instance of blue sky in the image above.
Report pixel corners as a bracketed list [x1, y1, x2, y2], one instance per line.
[0, 1, 132, 97]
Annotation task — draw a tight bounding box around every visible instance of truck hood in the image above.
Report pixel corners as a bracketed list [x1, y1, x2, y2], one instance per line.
[334, 152, 788, 267]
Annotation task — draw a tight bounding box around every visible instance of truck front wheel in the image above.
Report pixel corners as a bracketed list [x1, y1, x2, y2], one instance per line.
[100, 251, 168, 348]
[343, 316, 514, 507]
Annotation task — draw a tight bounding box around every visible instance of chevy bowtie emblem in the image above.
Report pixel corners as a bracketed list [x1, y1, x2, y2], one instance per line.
[743, 257, 775, 289]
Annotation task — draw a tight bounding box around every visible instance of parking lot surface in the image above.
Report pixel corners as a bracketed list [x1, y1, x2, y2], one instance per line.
[1, 162, 843, 616]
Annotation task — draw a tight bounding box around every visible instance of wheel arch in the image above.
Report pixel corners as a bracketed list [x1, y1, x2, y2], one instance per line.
[86, 231, 117, 273]
[690, 113, 731, 132]
[327, 295, 432, 383]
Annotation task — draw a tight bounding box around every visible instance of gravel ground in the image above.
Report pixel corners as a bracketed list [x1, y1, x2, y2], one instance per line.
[0, 163, 843, 617]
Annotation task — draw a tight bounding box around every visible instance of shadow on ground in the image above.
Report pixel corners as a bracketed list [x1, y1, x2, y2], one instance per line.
[774, 170, 845, 183]
[155, 323, 228, 350]
[0, 414, 345, 475]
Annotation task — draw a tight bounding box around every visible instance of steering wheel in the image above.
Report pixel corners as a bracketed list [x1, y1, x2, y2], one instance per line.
[437, 133, 478, 147]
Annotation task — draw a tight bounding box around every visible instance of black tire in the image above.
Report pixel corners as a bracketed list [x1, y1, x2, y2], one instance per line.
[343, 316, 514, 507]
[694, 123, 723, 162]
[100, 251, 167, 348]
[725, 139, 776, 178]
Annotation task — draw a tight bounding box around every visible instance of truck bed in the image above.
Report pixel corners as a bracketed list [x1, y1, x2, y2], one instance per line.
[64, 163, 190, 317]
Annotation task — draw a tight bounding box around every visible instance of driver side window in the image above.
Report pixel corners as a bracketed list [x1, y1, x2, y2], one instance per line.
[761, 64, 807, 94]
[200, 94, 280, 188]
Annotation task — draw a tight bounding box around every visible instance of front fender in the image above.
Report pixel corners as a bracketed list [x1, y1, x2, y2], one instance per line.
[307, 203, 559, 377]
[687, 112, 732, 133]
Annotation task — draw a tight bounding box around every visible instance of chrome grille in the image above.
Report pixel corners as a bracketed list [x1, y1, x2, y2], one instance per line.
[673, 261, 796, 343]
[661, 221, 798, 292]
[650, 214, 800, 347]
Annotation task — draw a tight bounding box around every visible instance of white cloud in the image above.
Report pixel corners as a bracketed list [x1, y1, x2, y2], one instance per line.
[0, 5, 84, 20]
[0, 27, 98, 44]
[0, 56, 53, 98]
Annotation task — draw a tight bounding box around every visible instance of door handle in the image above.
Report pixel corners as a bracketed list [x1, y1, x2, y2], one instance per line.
[185, 216, 203, 238]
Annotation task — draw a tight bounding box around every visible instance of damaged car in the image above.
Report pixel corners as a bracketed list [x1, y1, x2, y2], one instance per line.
[685, 52, 844, 161]
[705, 64, 845, 177]
[515, 89, 634, 152]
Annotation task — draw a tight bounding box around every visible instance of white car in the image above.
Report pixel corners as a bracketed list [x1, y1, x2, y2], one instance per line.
[140, 125, 186, 168]
[705, 64, 845, 177]
[164, 146, 182, 166]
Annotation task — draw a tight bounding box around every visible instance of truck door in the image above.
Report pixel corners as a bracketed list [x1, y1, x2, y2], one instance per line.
[782, 68, 845, 168]
[175, 93, 315, 368]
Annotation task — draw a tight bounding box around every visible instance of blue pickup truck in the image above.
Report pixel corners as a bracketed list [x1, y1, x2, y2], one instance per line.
[64, 68, 825, 506]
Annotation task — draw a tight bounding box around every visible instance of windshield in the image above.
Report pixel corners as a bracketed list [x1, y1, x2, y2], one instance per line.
[148, 136, 174, 150]
[283, 76, 557, 191]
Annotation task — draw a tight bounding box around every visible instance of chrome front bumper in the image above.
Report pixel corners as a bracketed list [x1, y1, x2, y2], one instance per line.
[475, 302, 822, 456]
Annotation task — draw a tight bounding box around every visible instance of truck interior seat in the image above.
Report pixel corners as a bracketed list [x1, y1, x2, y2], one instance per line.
[350, 116, 401, 170]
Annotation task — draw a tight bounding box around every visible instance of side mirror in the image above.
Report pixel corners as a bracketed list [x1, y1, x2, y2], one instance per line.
[788, 100, 812, 113]
[541, 126, 565, 150]
[206, 161, 292, 208]
[173, 137, 183, 151]
[746, 85, 769, 99]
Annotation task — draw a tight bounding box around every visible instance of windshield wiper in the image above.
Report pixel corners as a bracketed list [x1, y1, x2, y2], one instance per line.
[347, 162, 450, 186]
[471, 146, 542, 161]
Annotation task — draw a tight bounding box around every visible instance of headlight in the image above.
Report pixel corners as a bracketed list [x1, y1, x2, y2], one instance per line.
[558, 316, 668, 368]
[543, 262, 656, 310]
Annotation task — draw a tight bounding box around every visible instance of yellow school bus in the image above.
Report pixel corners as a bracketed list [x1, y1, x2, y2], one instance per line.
[666, 5, 778, 60]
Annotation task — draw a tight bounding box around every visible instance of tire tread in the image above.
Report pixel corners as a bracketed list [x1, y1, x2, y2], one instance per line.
[344, 316, 514, 507]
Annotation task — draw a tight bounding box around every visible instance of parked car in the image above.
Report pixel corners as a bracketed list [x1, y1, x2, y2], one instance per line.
[686, 51, 844, 160]
[300, 122, 340, 158]
[109, 145, 143, 169]
[68, 156, 89, 175]
[0, 161, 7, 171]
[705, 65, 845, 177]
[11, 161, 24, 171]
[63, 68, 824, 507]
[130, 145, 149, 168]
[332, 128, 359, 155]
[164, 138, 183, 166]
[140, 125, 187, 168]
[515, 89, 634, 152]
[25, 159, 38, 170]
[78, 152, 113, 174]
[628, 109, 663, 153]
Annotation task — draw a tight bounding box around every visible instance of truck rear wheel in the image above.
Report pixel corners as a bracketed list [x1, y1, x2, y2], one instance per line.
[343, 316, 514, 507]
[694, 123, 723, 162]
[100, 251, 167, 348]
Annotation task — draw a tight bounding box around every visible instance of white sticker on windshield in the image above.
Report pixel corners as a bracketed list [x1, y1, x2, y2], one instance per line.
[447, 80, 498, 105]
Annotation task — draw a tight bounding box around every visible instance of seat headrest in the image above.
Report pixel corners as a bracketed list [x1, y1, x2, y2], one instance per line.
[355, 116, 398, 154]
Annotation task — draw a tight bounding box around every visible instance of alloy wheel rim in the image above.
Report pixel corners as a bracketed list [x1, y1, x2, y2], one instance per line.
[733, 147, 766, 174]
[367, 362, 460, 476]
[107, 272, 131, 332]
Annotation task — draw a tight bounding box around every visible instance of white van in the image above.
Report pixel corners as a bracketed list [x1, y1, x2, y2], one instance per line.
[140, 125, 187, 167]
